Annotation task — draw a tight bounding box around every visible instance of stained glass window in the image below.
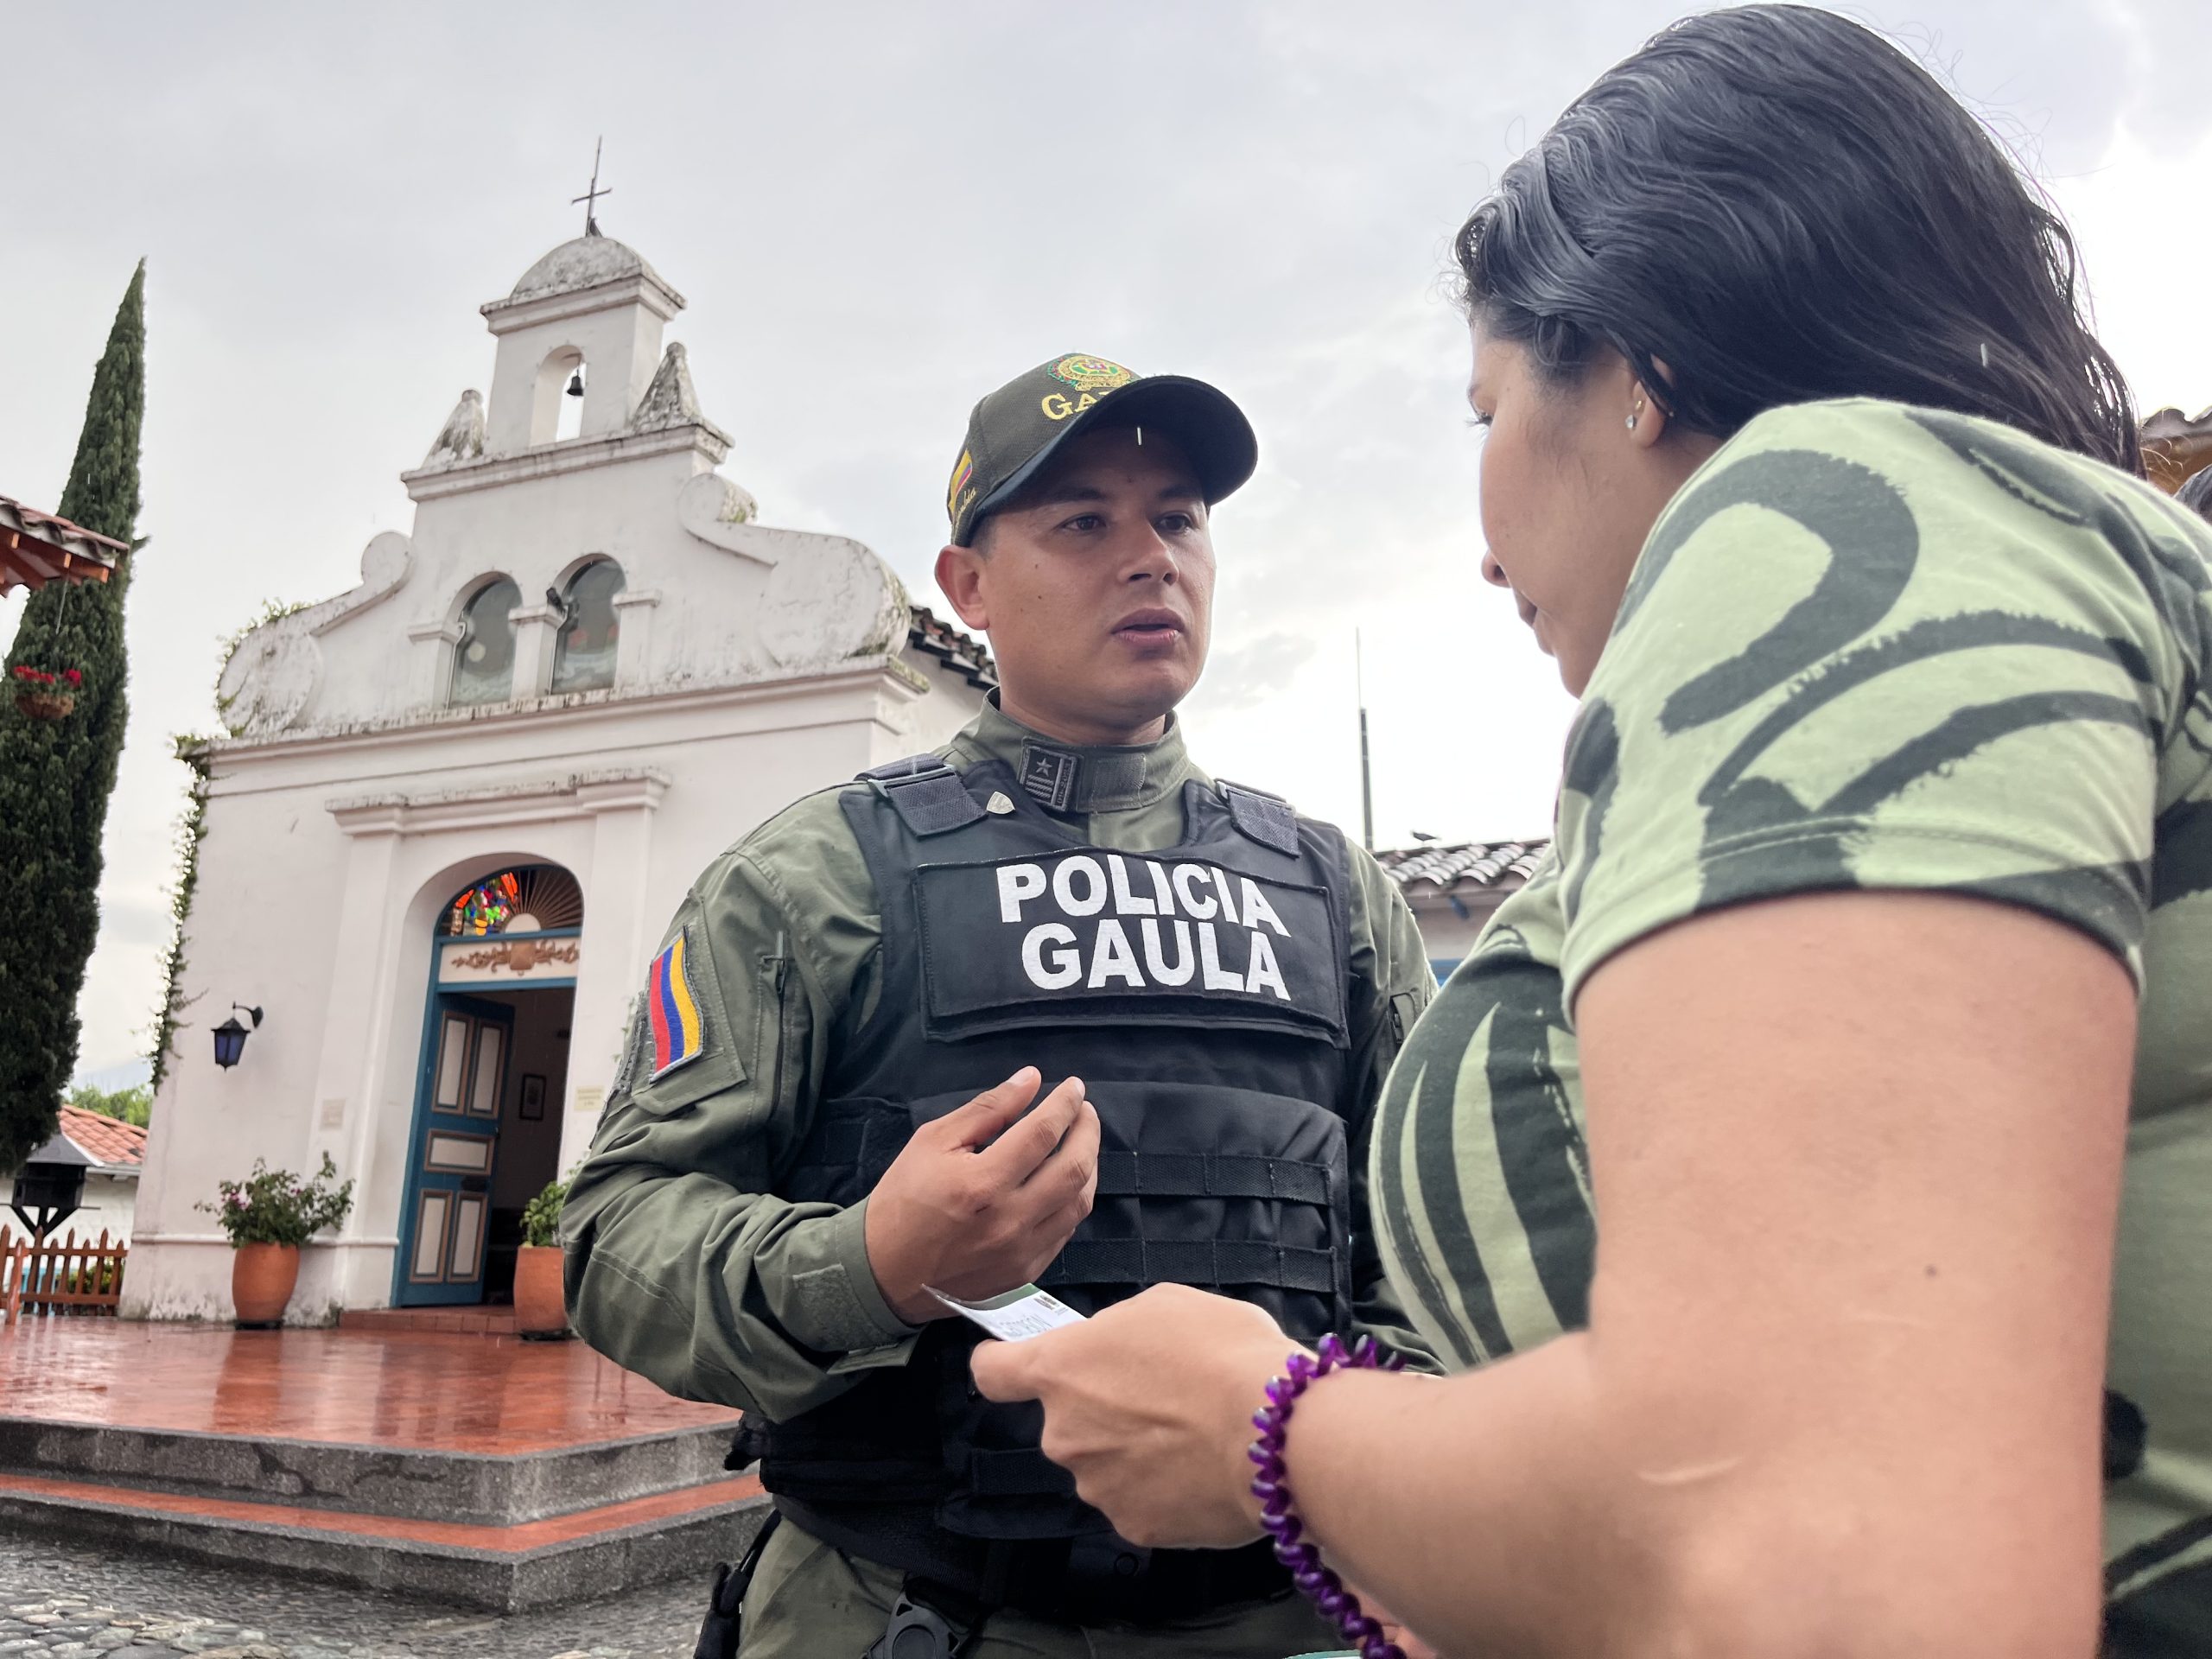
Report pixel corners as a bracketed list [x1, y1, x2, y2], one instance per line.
[445, 870, 521, 937]
[437, 865, 585, 938]
[451, 577, 521, 705]
[550, 560, 625, 694]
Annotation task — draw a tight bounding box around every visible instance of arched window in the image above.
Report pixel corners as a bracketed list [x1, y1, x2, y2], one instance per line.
[556, 362, 585, 442]
[550, 560, 626, 694]
[532, 348, 586, 446]
[451, 576, 521, 706]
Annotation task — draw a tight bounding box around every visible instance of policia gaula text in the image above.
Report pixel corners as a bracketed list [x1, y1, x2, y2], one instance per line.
[562, 353, 1437, 1658]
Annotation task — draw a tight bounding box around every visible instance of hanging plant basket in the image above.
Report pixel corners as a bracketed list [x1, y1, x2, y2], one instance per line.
[16, 689, 77, 721]
[11, 666, 82, 721]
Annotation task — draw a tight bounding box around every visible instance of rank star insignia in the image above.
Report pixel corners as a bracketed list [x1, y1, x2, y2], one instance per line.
[1022, 749, 1077, 812]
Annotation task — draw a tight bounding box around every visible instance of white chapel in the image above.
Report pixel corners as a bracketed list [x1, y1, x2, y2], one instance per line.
[124, 228, 993, 1321]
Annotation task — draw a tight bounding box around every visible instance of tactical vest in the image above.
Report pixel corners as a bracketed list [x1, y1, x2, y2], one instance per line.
[761, 751, 1357, 1549]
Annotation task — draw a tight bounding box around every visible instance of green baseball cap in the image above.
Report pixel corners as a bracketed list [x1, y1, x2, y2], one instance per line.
[944, 353, 1260, 546]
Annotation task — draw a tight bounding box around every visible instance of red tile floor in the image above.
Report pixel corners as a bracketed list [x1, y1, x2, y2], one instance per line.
[0, 1321, 761, 1564]
[0, 1320, 741, 1453]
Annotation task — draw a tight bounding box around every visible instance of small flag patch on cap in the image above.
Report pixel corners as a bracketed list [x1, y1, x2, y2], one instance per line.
[645, 931, 705, 1080]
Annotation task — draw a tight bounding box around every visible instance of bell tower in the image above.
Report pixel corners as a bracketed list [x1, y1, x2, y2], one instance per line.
[479, 229, 686, 456]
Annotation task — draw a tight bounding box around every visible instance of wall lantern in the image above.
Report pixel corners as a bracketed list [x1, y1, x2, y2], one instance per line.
[213, 1003, 264, 1070]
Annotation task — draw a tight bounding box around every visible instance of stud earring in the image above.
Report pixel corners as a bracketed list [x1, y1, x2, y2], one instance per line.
[1626, 412, 1639, 430]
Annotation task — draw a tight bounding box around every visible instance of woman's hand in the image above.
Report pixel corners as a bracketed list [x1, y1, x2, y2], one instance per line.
[969, 1282, 1297, 1547]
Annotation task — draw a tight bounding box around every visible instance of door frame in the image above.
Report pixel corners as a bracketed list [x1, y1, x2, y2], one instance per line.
[391, 934, 579, 1307]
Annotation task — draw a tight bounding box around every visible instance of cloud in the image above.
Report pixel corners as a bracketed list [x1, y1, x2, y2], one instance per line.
[1190, 631, 1320, 719]
[3, 0, 2205, 1068]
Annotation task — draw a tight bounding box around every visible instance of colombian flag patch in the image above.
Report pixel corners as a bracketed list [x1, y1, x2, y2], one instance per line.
[645, 931, 705, 1080]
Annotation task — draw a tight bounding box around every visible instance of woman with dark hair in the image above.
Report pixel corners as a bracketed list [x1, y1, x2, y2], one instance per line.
[970, 7, 2212, 1656]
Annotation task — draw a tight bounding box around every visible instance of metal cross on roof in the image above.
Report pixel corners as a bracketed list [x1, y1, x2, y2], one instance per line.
[572, 137, 612, 237]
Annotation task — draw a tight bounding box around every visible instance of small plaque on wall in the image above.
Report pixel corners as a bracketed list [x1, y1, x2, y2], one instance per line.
[571, 1085, 604, 1115]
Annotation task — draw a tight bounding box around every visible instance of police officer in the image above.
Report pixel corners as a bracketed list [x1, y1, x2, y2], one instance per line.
[563, 353, 1436, 1658]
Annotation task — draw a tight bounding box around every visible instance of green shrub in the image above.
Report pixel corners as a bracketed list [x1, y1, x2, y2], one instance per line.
[521, 1177, 569, 1249]
[198, 1153, 353, 1248]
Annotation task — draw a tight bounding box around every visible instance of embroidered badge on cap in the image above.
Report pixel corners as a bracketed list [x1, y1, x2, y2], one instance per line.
[645, 931, 706, 1080]
[1051, 355, 1135, 392]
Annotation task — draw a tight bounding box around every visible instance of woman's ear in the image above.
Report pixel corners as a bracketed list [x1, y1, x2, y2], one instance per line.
[1627, 358, 1681, 449]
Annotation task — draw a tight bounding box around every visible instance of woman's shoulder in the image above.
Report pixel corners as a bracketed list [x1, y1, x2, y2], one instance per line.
[1707, 397, 2204, 547]
[1643, 397, 2212, 641]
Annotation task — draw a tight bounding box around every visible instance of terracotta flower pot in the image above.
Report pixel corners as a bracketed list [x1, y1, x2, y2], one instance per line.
[15, 690, 75, 721]
[232, 1243, 301, 1327]
[513, 1244, 569, 1336]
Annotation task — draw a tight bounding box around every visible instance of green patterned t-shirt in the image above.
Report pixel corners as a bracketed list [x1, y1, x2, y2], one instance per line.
[1372, 399, 2212, 1649]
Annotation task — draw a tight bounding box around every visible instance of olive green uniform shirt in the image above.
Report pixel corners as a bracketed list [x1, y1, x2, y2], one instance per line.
[566, 701, 1436, 1423]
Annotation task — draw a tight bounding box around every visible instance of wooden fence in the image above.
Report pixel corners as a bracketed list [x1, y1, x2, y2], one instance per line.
[0, 1227, 127, 1324]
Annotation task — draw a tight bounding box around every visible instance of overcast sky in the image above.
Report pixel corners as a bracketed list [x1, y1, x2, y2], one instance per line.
[5, 0, 2209, 1079]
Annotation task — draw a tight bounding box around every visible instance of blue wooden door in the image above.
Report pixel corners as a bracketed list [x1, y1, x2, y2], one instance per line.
[397, 994, 512, 1306]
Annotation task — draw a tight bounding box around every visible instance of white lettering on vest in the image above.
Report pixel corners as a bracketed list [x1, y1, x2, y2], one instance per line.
[998, 862, 1047, 924]
[1211, 868, 1241, 925]
[1245, 931, 1290, 1000]
[1141, 917, 1196, 986]
[1173, 863, 1218, 919]
[1054, 855, 1108, 917]
[1238, 878, 1290, 938]
[1022, 923, 1081, 989]
[1198, 923, 1245, 991]
[1147, 860, 1178, 915]
[1089, 918, 1144, 988]
[1108, 855, 1157, 916]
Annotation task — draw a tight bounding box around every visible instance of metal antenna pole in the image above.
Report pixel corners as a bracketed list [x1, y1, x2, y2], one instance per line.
[1357, 630, 1375, 854]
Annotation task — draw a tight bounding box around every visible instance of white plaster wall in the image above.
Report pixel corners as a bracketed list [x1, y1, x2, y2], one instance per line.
[125, 666, 982, 1322]
[891, 645, 994, 762]
[486, 302, 666, 454]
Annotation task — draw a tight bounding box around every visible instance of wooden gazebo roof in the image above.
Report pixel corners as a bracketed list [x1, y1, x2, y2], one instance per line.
[0, 494, 125, 595]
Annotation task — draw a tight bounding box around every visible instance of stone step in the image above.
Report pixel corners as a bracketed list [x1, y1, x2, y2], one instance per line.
[337, 1306, 523, 1335]
[0, 1418, 738, 1526]
[0, 1468, 768, 1615]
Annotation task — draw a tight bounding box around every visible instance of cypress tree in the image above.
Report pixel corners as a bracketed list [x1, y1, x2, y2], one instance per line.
[0, 263, 145, 1176]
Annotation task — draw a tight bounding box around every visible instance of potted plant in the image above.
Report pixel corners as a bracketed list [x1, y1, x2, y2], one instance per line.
[12, 664, 83, 721]
[515, 1175, 571, 1338]
[198, 1154, 354, 1326]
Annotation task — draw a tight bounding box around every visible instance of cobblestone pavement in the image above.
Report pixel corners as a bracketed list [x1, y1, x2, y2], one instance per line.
[0, 1542, 708, 1659]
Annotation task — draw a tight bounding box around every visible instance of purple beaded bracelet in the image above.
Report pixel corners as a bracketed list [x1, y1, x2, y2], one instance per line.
[1249, 1332, 1408, 1659]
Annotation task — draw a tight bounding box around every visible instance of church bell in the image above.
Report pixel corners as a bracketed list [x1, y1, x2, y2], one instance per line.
[566, 372, 585, 398]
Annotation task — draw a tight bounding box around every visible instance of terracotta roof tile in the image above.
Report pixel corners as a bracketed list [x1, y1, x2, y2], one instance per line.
[58, 1105, 146, 1171]
[0, 493, 126, 595]
[1376, 839, 1549, 897]
[906, 606, 996, 690]
[2143, 404, 2212, 493]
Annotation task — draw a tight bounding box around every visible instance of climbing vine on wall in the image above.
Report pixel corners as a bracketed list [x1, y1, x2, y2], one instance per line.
[147, 735, 212, 1091]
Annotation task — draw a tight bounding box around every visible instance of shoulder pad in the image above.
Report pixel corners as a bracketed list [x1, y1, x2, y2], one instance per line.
[1217, 778, 1303, 857]
[856, 753, 984, 837]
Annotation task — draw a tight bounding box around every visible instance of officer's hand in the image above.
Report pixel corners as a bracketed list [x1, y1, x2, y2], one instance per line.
[863, 1066, 1099, 1326]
